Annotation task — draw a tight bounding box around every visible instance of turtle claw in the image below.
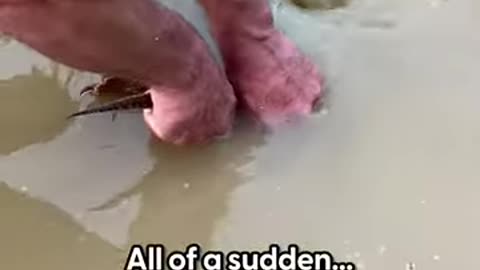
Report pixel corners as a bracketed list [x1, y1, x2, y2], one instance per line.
[67, 92, 153, 119]
[70, 76, 151, 120]
[79, 76, 148, 97]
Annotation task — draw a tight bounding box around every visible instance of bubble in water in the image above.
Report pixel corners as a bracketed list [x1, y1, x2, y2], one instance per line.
[377, 245, 387, 255]
[429, 0, 441, 7]
[406, 262, 416, 270]
[121, 198, 129, 206]
[20, 186, 28, 193]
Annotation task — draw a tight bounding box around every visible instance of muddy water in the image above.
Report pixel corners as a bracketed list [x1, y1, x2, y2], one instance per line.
[1, 0, 479, 269]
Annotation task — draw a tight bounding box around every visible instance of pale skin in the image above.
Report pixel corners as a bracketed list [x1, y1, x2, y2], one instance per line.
[0, 0, 324, 145]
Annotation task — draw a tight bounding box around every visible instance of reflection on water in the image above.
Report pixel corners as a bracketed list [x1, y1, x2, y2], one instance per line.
[0, 183, 125, 270]
[0, 66, 77, 154]
[1, 0, 480, 269]
[127, 118, 265, 250]
[0, 114, 264, 269]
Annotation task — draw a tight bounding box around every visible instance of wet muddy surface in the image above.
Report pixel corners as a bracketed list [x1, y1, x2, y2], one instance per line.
[1, 0, 479, 269]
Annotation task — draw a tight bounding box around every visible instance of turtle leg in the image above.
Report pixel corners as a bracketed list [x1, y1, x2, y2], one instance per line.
[80, 76, 149, 97]
[74, 76, 151, 121]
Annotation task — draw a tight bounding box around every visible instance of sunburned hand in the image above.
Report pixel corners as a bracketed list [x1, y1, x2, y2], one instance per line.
[200, 0, 325, 125]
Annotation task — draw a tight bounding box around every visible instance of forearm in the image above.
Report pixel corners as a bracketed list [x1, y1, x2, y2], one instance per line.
[0, 0, 218, 91]
[123, 2, 216, 89]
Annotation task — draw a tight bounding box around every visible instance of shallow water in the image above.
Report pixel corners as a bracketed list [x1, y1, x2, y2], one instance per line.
[1, 0, 479, 269]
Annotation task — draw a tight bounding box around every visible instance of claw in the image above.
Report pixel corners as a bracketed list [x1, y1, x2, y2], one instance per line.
[67, 92, 153, 119]
[79, 84, 97, 96]
[79, 76, 148, 97]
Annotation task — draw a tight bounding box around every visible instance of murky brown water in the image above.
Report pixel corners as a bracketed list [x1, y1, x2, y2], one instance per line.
[1, 0, 480, 269]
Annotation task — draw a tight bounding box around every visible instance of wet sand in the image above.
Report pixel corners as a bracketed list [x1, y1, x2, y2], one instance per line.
[1, 0, 479, 269]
